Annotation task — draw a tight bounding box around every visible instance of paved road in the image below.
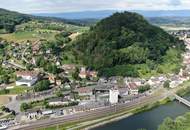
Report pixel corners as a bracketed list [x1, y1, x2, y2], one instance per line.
[9, 90, 169, 130]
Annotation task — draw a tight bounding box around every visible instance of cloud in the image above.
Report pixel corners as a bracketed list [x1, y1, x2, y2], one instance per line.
[0, 0, 189, 13]
[169, 0, 182, 6]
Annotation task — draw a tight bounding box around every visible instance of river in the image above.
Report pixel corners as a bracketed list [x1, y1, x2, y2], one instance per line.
[92, 94, 190, 130]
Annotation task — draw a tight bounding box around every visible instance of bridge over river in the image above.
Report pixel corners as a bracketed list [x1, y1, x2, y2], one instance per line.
[175, 94, 190, 107]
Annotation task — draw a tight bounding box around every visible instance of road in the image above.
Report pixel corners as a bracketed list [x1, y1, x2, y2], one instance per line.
[9, 88, 170, 130]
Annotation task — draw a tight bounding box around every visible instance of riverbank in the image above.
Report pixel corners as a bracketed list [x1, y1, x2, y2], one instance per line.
[82, 98, 172, 130]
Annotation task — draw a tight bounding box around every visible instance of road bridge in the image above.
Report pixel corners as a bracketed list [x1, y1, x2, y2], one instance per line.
[175, 94, 190, 107]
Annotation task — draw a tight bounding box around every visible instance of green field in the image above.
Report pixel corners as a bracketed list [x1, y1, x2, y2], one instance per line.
[0, 20, 88, 42]
[0, 31, 58, 42]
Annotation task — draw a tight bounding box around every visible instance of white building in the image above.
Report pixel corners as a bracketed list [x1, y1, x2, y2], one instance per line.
[109, 89, 119, 104]
[16, 71, 39, 87]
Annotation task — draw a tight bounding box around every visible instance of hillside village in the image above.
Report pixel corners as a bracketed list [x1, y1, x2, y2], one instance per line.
[0, 10, 190, 129]
[0, 28, 190, 128]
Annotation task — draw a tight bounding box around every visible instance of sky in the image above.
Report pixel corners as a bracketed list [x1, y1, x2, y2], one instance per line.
[0, 0, 190, 14]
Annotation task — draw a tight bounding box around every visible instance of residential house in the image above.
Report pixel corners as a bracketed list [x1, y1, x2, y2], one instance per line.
[16, 71, 39, 87]
[169, 75, 184, 88]
[125, 77, 144, 86]
[147, 76, 165, 87]
[62, 64, 76, 71]
[79, 67, 98, 79]
[118, 88, 129, 96]
[26, 109, 42, 119]
[79, 67, 87, 79]
[74, 87, 93, 96]
[56, 80, 62, 86]
[127, 83, 139, 95]
[48, 75, 56, 84]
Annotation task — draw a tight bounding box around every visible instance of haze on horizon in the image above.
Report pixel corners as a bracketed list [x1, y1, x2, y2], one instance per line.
[0, 0, 189, 14]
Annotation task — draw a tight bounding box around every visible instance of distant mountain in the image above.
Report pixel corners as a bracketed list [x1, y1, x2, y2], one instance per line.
[34, 10, 116, 19]
[34, 10, 190, 20]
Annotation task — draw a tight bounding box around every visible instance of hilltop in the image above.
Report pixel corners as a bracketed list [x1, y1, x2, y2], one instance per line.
[0, 8, 31, 33]
[74, 12, 185, 77]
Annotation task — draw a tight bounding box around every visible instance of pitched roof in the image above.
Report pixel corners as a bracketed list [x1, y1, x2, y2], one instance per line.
[75, 87, 93, 94]
[128, 83, 138, 90]
[16, 71, 39, 77]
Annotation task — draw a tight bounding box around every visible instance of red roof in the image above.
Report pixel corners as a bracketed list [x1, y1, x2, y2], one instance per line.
[16, 71, 39, 77]
[128, 83, 138, 90]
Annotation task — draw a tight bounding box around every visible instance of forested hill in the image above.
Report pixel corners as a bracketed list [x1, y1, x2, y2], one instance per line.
[0, 8, 77, 34]
[74, 12, 185, 77]
[0, 8, 31, 33]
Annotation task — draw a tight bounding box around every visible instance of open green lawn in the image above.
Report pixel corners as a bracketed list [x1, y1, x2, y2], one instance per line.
[0, 86, 31, 95]
[8, 86, 31, 94]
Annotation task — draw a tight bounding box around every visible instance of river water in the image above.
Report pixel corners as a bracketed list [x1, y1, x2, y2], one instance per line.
[93, 94, 190, 130]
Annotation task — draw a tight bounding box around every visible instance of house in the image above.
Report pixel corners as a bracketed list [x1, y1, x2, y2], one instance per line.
[125, 77, 144, 86]
[74, 87, 93, 96]
[169, 75, 183, 88]
[118, 88, 129, 96]
[56, 80, 62, 86]
[127, 83, 139, 95]
[87, 70, 98, 78]
[79, 67, 87, 79]
[48, 97, 69, 106]
[16, 71, 39, 87]
[48, 75, 56, 84]
[147, 76, 164, 87]
[26, 109, 41, 119]
[79, 67, 98, 79]
[62, 64, 76, 71]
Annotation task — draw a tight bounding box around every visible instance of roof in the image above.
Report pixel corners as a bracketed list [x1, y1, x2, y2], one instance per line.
[48, 97, 69, 103]
[75, 87, 93, 94]
[128, 83, 138, 90]
[16, 71, 39, 77]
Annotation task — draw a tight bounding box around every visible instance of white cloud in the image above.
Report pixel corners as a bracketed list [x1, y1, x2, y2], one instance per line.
[0, 0, 189, 13]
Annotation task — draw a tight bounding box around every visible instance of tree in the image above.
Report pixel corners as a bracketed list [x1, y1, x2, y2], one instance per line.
[72, 67, 80, 80]
[20, 103, 31, 112]
[56, 91, 63, 97]
[138, 85, 151, 93]
[158, 117, 174, 130]
[163, 80, 170, 88]
[74, 12, 185, 77]
[45, 64, 58, 74]
[34, 80, 50, 92]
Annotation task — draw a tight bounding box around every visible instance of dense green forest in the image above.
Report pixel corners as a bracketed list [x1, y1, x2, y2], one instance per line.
[0, 8, 31, 33]
[158, 113, 190, 130]
[74, 12, 185, 77]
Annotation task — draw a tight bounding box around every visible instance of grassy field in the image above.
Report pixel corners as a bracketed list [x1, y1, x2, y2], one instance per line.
[0, 30, 58, 42]
[0, 86, 31, 95]
[0, 20, 88, 42]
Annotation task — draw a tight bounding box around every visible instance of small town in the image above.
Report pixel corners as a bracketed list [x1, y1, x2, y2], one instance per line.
[1, 2, 190, 130]
[0, 29, 189, 129]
